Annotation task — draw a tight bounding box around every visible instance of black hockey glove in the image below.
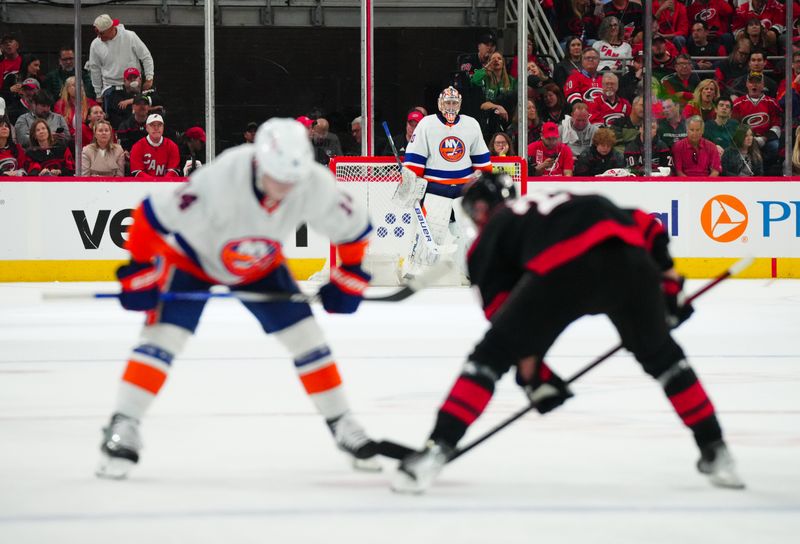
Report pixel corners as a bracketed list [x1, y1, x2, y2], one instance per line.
[319, 265, 371, 314]
[116, 260, 160, 311]
[662, 275, 694, 327]
[516, 360, 574, 414]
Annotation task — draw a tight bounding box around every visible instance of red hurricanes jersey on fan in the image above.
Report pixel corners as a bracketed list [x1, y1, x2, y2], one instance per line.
[732, 0, 785, 33]
[732, 94, 782, 136]
[565, 71, 603, 104]
[588, 95, 632, 125]
[130, 137, 181, 178]
[687, 0, 734, 35]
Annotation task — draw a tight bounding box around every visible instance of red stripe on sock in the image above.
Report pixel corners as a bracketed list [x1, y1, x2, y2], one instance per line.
[668, 381, 709, 415]
[442, 400, 480, 425]
[450, 377, 492, 412]
[683, 402, 715, 426]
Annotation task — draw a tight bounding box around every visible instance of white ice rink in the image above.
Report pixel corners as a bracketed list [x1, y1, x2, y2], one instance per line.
[1, 279, 798, 543]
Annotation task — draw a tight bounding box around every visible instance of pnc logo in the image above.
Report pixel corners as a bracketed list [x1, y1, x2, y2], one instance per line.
[438, 137, 466, 162]
[701, 194, 748, 242]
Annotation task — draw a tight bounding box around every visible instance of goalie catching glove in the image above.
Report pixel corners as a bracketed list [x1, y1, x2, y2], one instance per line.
[391, 167, 427, 209]
[319, 265, 371, 314]
[516, 359, 574, 414]
[116, 260, 161, 311]
[662, 273, 694, 327]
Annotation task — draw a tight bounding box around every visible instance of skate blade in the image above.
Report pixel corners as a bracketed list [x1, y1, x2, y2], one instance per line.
[708, 473, 746, 490]
[352, 456, 382, 473]
[390, 470, 427, 495]
[96, 455, 135, 480]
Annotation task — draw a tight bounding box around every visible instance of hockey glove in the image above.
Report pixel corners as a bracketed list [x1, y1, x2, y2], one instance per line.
[662, 275, 694, 327]
[319, 265, 371, 314]
[116, 260, 161, 311]
[391, 167, 428, 209]
[516, 360, 574, 414]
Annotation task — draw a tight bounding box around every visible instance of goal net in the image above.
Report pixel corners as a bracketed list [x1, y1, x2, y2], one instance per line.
[330, 156, 527, 285]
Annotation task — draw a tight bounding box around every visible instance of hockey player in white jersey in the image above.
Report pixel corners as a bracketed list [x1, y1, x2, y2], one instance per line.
[393, 86, 492, 278]
[96, 118, 381, 479]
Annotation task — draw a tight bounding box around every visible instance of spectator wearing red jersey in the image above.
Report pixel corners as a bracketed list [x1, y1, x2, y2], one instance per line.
[732, 73, 782, 168]
[129, 113, 179, 178]
[0, 34, 22, 93]
[0, 116, 38, 175]
[672, 116, 721, 177]
[54, 76, 99, 146]
[654, 0, 690, 51]
[527, 121, 574, 176]
[732, 0, 786, 50]
[588, 72, 631, 126]
[26, 118, 75, 176]
[686, 0, 734, 44]
[564, 48, 602, 105]
[510, 35, 550, 79]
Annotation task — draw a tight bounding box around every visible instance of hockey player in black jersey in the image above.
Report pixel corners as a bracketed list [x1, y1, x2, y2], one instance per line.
[392, 172, 745, 494]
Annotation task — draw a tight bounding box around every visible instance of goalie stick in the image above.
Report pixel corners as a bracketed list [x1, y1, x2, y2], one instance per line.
[372, 257, 756, 462]
[42, 260, 456, 304]
[381, 121, 441, 259]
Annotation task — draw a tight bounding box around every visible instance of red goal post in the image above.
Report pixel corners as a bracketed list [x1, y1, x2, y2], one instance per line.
[329, 156, 527, 285]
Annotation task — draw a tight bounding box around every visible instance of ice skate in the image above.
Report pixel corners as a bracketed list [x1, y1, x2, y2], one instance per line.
[697, 441, 745, 490]
[96, 413, 142, 480]
[391, 439, 453, 494]
[327, 413, 382, 472]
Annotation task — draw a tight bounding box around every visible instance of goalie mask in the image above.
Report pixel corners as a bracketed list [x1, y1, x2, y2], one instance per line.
[461, 172, 516, 226]
[438, 86, 462, 124]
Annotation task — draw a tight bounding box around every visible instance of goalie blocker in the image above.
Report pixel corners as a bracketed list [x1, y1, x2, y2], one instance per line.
[392, 173, 745, 494]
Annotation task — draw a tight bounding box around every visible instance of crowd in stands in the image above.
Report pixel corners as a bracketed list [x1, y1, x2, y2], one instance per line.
[381, 0, 800, 177]
[0, 14, 208, 178]
[3, 2, 800, 178]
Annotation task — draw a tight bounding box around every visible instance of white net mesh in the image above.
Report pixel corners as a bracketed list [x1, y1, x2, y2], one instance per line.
[331, 157, 526, 285]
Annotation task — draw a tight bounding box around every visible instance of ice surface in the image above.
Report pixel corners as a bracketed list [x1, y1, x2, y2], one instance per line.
[0, 279, 798, 543]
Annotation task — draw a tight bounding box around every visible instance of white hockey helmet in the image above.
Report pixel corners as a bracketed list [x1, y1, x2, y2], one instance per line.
[438, 86, 462, 123]
[254, 118, 314, 184]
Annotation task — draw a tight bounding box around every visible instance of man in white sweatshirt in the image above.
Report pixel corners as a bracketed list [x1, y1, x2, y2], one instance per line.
[86, 14, 155, 114]
[559, 102, 598, 158]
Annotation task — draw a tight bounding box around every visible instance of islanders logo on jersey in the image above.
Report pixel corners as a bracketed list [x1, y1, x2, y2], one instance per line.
[221, 237, 283, 277]
[438, 136, 466, 162]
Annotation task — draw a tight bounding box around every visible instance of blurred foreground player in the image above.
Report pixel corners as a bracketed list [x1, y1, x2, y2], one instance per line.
[97, 118, 380, 479]
[392, 172, 745, 493]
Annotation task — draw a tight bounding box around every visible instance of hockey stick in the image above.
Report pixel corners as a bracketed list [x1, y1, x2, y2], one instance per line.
[381, 121, 440, 258]
[41, 260, 456, 304]
[446, 256, 755, 463]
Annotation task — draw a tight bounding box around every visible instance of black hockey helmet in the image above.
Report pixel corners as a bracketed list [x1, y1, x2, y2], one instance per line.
[461, 172, 516, 225]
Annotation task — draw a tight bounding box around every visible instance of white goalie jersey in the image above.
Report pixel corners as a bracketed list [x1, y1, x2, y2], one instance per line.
[403, 114, 491, 185]
[141, 144, 370, 285]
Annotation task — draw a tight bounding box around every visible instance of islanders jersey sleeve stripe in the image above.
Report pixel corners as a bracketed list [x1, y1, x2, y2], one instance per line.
[403, 152, 428, 169]
[469, 152, 491, 168]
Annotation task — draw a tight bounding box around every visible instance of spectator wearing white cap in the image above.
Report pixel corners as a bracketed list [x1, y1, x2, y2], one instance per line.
[86, 14, 155, 116]
[129, 113, 179, 178]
